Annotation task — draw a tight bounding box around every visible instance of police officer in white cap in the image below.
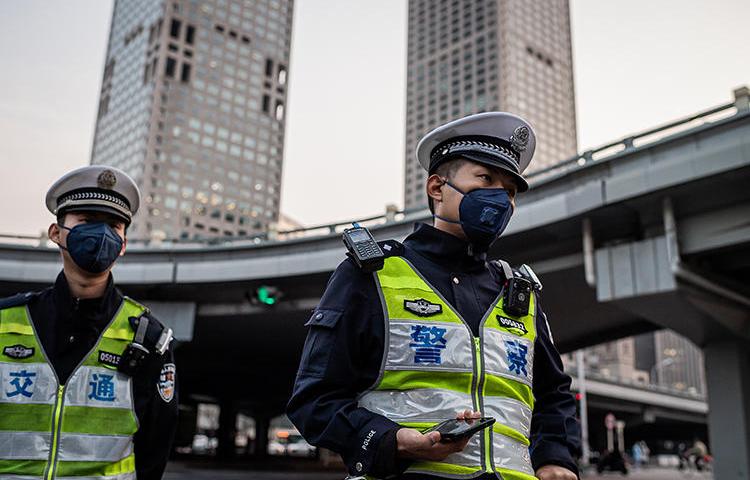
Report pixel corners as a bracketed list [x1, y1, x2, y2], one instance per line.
[289, 113, 580, 480]
[0, 166, 178, 479]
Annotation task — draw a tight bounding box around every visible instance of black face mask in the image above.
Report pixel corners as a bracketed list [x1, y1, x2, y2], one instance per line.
[434, 180, 515, 251]
[56, 222, 124, 273]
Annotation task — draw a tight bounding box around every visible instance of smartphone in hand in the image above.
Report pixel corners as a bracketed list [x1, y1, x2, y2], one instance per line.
[423, 417, 496, 442]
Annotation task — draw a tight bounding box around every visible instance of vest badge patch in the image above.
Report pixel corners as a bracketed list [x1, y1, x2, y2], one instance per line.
[404, 299, 443, 317]
[497, 315, 528, 336]
[3, 345, 34, 360]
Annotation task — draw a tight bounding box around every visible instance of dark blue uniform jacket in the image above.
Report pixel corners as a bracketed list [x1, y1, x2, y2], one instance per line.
[287, 223, 581, 478]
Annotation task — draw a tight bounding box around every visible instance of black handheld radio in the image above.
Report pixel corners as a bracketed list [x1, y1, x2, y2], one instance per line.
[342, 223, 385, 272]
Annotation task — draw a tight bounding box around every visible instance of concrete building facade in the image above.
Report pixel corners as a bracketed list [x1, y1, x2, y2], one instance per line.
[403, 0, 578, 209]
[91, 0, 294, 240]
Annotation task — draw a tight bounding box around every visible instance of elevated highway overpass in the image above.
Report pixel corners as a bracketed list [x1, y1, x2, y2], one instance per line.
[1, 89, 749, 476]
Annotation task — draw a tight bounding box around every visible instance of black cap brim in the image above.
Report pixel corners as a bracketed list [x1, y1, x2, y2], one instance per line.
[58, 205, 131, 226]
[433, 152, 529, 192]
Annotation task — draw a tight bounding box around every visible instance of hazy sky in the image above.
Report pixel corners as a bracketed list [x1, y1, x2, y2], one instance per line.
[0, 0, 748, 235]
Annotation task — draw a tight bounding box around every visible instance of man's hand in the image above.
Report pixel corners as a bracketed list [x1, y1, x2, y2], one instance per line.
[396, 409, 481, 462]
[535, 465, 577, 480]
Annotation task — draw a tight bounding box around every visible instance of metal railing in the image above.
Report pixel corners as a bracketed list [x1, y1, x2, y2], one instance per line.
[564, 364, 706, 401]
[0, 233, 48, 247]
[525, 100, 739, 184]
[0, 97, 744, 249]
[0, 207, 431, 249]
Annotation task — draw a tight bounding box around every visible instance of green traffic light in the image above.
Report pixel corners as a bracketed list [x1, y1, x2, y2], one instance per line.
[257, 286, 277, 305]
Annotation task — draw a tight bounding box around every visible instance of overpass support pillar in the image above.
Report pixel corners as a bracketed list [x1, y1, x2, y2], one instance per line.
[705, 340, 750, 480]
[253, 415, 270, 458]
[217, 400, 237, 460]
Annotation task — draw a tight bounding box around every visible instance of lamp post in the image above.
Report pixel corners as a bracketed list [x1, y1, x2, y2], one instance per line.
[576, 350, 591, 465]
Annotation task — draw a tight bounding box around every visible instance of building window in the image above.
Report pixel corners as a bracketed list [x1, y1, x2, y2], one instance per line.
[165, 57, 177, 78]
[186, 24, 196, 44]
[181, 63, 192, 83]
[170, 19, 181, 39]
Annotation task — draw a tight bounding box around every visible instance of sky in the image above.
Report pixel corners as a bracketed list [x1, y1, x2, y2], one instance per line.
[0, 0, 748, 236]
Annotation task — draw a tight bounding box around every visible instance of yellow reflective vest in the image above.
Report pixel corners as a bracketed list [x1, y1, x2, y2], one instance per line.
[359, 256, 538, 479]
[0, 297, 145, 479]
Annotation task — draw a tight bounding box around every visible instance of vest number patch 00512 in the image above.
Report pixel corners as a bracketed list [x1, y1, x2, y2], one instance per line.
[497, 315, 528, 336]
[3, 345, 34, 359]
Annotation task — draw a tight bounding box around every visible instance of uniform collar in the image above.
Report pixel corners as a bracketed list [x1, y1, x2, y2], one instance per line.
[403, 223, 487, 272]
[53, 271, 121, 321]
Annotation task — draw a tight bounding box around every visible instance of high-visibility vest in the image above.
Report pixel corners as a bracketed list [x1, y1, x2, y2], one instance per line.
[359, 256, 538, 479]
[0, 297, 145, 479]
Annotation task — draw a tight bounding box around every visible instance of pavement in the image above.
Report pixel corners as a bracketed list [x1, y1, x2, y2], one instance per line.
[164, 460, 343, 479]
[165, 461, 713, 480]
[581, 466, 712, 480]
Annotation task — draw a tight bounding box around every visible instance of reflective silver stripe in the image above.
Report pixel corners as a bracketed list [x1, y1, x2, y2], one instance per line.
[58, 433, 133, 462]
[386, 320, 473, 373]
[483, 329, 535, 386]
[57, 475, 136, 480]
[441, 434, 482, 468]
[359, 388, 473, 423]
[0, 361, 57, 405]
[492, 433, 534, 475]
[64, 366, 133, 409]
[0, 476, 135, 480]
[0, 431, 51, 460]
[405, 434, 483, 474]
[482, 396, 532, 438]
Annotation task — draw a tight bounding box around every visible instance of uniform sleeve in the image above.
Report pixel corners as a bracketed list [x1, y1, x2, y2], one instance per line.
[530, 305, 582, 476]
[286, 259, 403, 477]
[133, 343, 179, 480]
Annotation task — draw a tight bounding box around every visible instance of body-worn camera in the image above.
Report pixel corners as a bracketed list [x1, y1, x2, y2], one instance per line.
[118, 314, 152, 376]
[503, 276, 532, 317]
[117, 342, 149, 376]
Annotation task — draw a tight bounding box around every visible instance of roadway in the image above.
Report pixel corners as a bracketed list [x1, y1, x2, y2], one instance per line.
[163, 461, 711, 480]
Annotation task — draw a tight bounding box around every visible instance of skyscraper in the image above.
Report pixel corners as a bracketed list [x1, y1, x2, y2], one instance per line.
[403, 0, 577, 210]
[562, 331, 707, 396]
[91, 0, 294, 240]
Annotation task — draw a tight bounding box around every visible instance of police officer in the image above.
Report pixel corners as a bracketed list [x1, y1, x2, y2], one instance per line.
[0, 166, 178, 479]
[288, 113, 581, 479]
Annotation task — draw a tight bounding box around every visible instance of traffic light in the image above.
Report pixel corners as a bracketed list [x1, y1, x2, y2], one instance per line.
[255, 285, 281, 305]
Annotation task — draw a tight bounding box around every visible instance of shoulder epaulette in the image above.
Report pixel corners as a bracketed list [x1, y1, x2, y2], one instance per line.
[0, 292, 38, 310]
[517, 264, 543, 292]
[488, 260, 543, 292]
[377, 239, 405, 258]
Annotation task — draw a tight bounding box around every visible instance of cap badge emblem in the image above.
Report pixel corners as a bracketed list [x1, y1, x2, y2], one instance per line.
[97, 170, 117, 189]
[510, 126, 530, 153]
